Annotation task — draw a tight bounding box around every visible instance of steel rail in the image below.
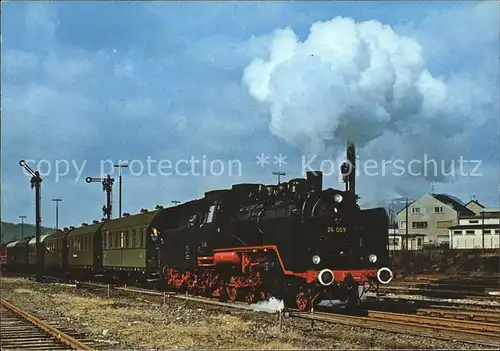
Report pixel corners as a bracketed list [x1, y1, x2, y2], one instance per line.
[293, 310, 500, 346]
[416, 306, 500, 323]
[0, 299, 94, 350]
[78, 281, 499, 346]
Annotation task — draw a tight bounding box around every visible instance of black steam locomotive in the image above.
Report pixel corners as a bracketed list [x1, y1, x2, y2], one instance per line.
[161, 169, 391, 310]
[4, 144, 392, 310]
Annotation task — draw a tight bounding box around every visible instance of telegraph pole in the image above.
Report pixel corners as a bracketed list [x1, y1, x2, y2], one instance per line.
[19, 160, 42, 282]
[113, 163, 128, 218]
[272, 171, 286, 185]
[19, 215, 26, 240]
[85, 175, 114, 220]
[482, 210, 485, 249]
[405, 198, 409, 251]
[52, 198, 62, 230]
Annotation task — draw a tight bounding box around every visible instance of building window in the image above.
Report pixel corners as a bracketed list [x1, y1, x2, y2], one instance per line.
[495, 230, 499, 235]
[469, 220, 479, 224]
[417, 238, 423, 246]
[465, 230, 475, 235]
[434, 207, 444, 213]
[120, 232, 125, 248]
[400, 221, 406, 229]
[484, 230, 491, 234]
[103, 234, 107, 249]
[411, 207, 421, 214]
[453, 230, 462, 235]
[412, 221, 428, 229]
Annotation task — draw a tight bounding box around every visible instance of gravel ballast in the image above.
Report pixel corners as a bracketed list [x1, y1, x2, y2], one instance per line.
[0, 277, 493, 349]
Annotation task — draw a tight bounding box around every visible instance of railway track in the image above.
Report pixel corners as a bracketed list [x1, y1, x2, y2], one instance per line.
[4, 275, 499, 347]
[0, 299, 95, 350]
[416, 306, 500, 323]
[379, 285, 500, 299]
[77, 281, 500, 347]
[291, 310, 500, 346]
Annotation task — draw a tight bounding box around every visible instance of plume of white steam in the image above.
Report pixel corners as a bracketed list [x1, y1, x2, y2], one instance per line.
[250, 297, 284, 313]
[242, 16, 486, 160]
[242, 16, 497, 204]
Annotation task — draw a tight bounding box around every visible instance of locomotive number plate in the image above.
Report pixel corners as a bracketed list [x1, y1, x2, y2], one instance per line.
[327, 226, 347, 233]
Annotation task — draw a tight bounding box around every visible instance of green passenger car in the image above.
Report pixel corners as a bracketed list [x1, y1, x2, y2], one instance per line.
[28, 233, 52, 269]
[100, 209, 168, 280]
[44, 228, 71, 272]
[67, 222, 104, 274]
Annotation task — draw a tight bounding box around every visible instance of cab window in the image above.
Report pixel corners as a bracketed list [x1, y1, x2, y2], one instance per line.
[207, 205, 215, 223]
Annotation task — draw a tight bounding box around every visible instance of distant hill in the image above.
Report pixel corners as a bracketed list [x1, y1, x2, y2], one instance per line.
[1, 221, 55, 244]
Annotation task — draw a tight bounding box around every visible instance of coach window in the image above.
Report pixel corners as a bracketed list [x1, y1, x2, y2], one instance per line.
[124, 231, 130, 248]
[120, 232, 124, 248]
[139, 228, 145, 248]
[131, 229, 137, 248]
[103, 233, 107, 248]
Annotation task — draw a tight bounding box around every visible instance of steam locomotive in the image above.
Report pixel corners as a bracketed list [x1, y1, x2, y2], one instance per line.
[4, 144, 393, 310]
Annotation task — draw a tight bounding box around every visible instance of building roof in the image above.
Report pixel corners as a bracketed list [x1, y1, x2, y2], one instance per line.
[449, 224, 500, 230]
[459, 211, 500, 219]
[395, 194, 475, 216]
[389, 233, 426, 237]
[431, 194, 475, 216]
[395, 200, 416, 215]
[465, 199, 485, 208]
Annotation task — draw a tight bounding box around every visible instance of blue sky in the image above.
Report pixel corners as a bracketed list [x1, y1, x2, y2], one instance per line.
[2, 1, 499, 228]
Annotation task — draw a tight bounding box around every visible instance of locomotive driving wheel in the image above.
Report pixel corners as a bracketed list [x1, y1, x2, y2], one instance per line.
[295, 291, 309, 311]
[228, 287, 237, 302]
[245, 291, 256, 304]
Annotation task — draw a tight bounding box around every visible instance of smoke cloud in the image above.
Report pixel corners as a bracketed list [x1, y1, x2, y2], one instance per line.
[243, 17, 492, 154]
[242, 15, 497, 202]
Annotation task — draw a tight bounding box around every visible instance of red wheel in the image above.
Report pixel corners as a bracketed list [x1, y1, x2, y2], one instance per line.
[228, 287, 237, 302]
[246, 291, 256, 304]
[296, 291, 309, 311]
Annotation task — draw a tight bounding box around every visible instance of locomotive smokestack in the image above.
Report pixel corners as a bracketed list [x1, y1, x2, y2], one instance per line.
[346, 141, 355, 194]
[306, 171, 323, 192]
[341, 141, 356, 194]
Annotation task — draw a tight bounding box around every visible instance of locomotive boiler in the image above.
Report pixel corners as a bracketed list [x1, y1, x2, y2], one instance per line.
[160, 143, 392, 310]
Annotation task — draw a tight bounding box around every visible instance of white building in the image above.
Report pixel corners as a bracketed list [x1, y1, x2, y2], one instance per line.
[397, 194, 475, 246]
[448, 209, 500, 249]
[388, 229, 425, 251]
